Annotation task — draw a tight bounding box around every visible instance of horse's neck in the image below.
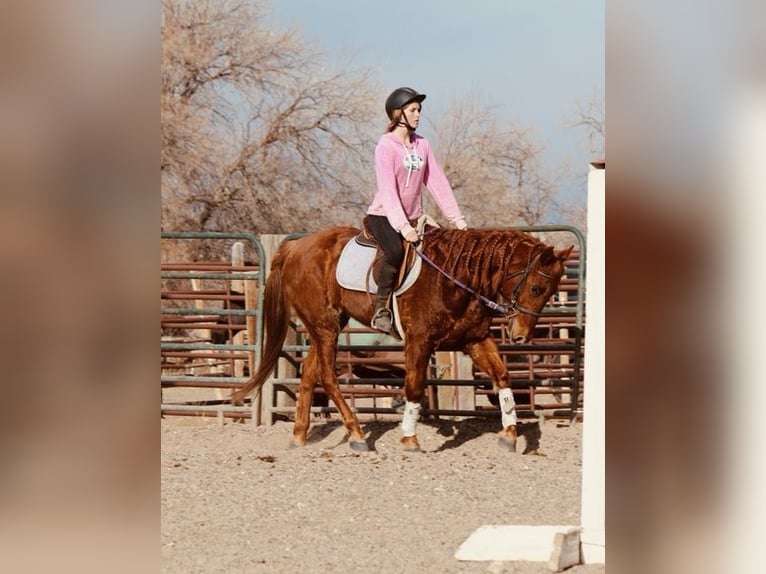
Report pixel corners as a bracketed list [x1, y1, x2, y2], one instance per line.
[428, 230, 538, 293]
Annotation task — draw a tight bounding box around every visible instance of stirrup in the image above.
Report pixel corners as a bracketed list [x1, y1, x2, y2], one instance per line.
[371, 307, 394, 334]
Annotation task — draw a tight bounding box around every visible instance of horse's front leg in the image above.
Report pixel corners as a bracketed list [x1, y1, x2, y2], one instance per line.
[465, 337, 518, 452]
[400, 341, 434, 452]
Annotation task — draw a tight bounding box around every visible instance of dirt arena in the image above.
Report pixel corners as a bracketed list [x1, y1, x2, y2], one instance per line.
[161, 413, 604, 573]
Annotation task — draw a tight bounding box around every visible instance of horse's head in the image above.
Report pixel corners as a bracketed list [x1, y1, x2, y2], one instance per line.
[502, 244, 574, 344]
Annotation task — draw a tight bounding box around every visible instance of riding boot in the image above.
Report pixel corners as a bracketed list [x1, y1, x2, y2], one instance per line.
[371, 262, 398, 335]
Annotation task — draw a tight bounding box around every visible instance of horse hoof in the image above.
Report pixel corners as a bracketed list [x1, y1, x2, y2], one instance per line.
[498, 436, 517, 452]
[525, 448, 546, 457]
[349, 439, 370, 452]
[289, 440, 305, 449]
[401, 437, 422, 452]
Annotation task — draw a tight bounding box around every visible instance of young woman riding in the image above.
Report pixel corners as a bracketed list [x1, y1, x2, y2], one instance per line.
[366, 87, 468, 335]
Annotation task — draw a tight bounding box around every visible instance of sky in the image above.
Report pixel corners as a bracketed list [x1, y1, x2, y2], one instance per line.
[266, 0, 604, 203]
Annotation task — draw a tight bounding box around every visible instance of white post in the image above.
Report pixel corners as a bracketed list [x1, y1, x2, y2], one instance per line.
[455, 161, 606, 567]
[580, 161, 605, 563]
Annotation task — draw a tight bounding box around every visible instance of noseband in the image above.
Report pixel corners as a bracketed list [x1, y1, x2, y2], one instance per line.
[414, 248, 551, 319]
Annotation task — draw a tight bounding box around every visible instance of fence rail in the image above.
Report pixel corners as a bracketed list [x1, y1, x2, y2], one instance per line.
[161, 232, 266, 423]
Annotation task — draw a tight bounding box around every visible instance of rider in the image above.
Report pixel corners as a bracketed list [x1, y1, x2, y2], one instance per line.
[366, 87, 468, 336]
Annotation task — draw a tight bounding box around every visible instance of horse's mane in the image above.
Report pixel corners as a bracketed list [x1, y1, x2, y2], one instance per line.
[423, 228, 545, 294]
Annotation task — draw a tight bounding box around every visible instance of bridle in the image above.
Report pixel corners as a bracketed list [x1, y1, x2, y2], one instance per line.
[499, 264, 553, 319]
[413, 247, 552, 319]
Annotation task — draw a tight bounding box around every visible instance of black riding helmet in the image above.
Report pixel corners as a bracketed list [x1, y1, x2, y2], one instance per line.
[385, 87, 427, 120]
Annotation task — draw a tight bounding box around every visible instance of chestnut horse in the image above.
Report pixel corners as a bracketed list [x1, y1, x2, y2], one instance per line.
[231, 226, 572, 452]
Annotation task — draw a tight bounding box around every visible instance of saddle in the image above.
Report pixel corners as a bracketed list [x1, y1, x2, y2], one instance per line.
[335, 215, 438, 294]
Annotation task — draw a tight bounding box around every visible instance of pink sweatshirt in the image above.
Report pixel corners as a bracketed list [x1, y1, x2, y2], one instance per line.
[366, 132, 465, 238]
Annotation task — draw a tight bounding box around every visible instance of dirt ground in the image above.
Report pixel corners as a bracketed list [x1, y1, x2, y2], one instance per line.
[161, 413, 605, 574]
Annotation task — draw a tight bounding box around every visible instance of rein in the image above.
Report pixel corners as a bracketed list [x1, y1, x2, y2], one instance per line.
[413, 246, 549, 319]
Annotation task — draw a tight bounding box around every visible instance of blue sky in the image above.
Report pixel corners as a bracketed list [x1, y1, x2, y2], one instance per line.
[267, 0, 604, 201]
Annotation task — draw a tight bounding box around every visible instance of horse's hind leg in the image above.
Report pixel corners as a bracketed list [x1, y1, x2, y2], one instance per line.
[312, 334, 369, 451]
[289, 345, 322, 447]
[466, 338, 518, 452]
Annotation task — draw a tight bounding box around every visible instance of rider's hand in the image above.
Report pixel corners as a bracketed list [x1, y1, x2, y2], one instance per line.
[455, 219, 468, 230]
[404, 229, 420, 244]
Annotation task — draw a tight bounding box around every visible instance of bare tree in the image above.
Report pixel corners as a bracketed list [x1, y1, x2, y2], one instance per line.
[161, 0, 379, 238]
[568, 89, 605, 159]
[428, 96, 557, 227]
[552, 90, 605, 235]
[162, 0, 575, 253]
[556, 198, 588, 238]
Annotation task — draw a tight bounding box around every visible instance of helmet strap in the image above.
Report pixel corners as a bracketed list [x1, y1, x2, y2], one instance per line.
[397, 114, 416, 132]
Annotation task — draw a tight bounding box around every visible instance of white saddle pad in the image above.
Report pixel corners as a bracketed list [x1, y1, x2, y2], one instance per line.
[336, 238, 422, 294]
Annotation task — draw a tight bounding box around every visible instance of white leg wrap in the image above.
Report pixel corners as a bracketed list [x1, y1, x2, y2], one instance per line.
[400, 401, 421, 437]
[498, 387, 517, 427]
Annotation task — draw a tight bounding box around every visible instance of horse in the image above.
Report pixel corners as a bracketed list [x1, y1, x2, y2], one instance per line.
[231, 225, 573, 452]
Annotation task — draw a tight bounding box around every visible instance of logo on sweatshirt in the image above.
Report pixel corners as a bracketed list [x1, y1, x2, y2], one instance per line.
[403, 153, 424, 171]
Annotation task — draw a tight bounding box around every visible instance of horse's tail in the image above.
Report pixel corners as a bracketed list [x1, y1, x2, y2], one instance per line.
[230, 248, 290, 404]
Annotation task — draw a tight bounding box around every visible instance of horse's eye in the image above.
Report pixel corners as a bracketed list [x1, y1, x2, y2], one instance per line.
[530, 286, 543, 297]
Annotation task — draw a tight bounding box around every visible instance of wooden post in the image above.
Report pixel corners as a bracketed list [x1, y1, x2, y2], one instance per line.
[230, 241, 244, 293]
[434, 352, 455, 417]
[189, 276, 208, 376]
[435, 352, 475, 418]
[189, 276, 208, 344]
[230, 242, 246, 384]
[455, 352, 475, 412]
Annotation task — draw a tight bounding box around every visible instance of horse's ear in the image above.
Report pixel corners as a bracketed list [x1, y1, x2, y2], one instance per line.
[539, 246, 556, 265]
[555, 245, 575, 261]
